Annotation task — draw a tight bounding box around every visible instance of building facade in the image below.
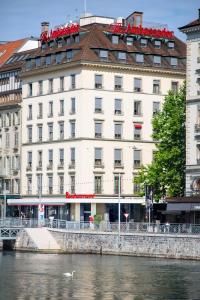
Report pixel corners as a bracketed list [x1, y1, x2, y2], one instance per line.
[9, 12, 186, 221]
[180, 10, 200, 196]
[0, 39, 38, 217]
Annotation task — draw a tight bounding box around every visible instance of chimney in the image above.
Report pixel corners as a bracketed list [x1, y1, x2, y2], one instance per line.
[133, 11, 143, 27]
[41, 21, 49, 33]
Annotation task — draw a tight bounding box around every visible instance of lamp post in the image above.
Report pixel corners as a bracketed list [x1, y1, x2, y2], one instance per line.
[118, 173, 121, 246]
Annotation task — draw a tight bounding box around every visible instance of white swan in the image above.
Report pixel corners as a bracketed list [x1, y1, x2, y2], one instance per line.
[63, 270, 76, 277]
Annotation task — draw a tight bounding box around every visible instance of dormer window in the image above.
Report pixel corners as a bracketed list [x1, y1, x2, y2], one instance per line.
[154, 40, 161, 48]
[127, 37, 133, 46]
[66, 37, 71, 45]
[168, 41, 175, 49]
[170, 57, 178, 67]
[66, 50, 73, 61]
[112, 35, 119, 44]
[74, 35, 79, 43]
[26, 60, 31, 70]
[140, 38, 147, 47]
[118, 52, 126, 62]
[153, 56, 161, 65]
[41, 43, 47, 51]
[56, 52, 63, 64]
[58, 40, 63, 48]
[99, 50, 108, 61]
[135, 53, 144, 64]
[49, 41, 54, 48]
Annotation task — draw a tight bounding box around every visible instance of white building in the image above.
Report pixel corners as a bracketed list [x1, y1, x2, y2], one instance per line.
[180, 9, 200, 196]
[9, 12, 185, 221]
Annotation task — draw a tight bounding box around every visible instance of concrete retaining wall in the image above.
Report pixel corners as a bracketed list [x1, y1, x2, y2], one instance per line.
[50, 229, 200, 260]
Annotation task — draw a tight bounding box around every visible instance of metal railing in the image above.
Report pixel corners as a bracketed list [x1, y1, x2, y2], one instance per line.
[2, 218, 200, 235]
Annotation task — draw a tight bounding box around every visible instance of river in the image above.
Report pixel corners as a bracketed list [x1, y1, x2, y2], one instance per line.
[0, 252, 200, 300]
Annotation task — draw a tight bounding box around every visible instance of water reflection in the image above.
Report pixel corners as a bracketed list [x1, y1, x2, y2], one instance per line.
[0, 252, 200, 300]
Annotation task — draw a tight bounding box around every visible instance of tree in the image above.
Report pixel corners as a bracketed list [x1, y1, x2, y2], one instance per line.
[134, 83, 186, 201]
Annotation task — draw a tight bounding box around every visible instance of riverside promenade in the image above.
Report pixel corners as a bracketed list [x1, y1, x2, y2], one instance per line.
[1, 218, 200, 260]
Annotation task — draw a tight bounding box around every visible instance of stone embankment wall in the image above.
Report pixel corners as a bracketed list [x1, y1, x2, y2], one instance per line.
[50, 229, 200, 260]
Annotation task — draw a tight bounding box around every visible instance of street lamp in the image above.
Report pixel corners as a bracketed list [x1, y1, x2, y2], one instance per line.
[118, 173, 121, 247]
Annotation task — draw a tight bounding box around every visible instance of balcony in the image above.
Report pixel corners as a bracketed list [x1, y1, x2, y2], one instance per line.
[69, 161, 75, 169]
[94, 160, 104, 168]
[47, 163, 53, 170]
[58, 162, 64, 170]
[114, 161, 124, 169]
[26, 165, 32, 172]
[195, 124, 200, 132]
[0, 169, 11, 178]
[197, 57, 200, 63]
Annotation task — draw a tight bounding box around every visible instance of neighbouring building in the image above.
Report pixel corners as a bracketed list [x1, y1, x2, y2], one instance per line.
[8, 12, 186, 221]
[0, 38, 39, 217]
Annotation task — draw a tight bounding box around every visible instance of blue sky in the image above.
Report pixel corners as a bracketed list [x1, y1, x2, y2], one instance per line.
[0, 0, 199, 41]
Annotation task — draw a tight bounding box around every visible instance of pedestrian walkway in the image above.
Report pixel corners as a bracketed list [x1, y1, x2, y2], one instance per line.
[25, 228, 61, 250]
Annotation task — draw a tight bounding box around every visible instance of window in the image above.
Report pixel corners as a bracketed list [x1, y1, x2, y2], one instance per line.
[14, 132, 19, 147]
[94, 176, 102, 194]
[99, 50, 108, 61]
[37, 174, 42, 194]
[59, 122, 64, 140]
[115, 76, 122, 90]
[46, 55, 51, 65]
[140, 38, 147, 47]
[48, 123, 53, 140]
[170, 57, 178, 67]
[35, 57, 41, 67]
[115, 123, 122, 139]
[74, 35, 79, 43]
[38, 151, 42, 168]
[71, 98, 76, 114]
[48, 176, 53, 194]
[27, 126, 32, 143]
[153, 102, 160, 115]
[38, 125, 43, 141]
[59, 148, 64, 166]
[153, 80, 160, 94]
[27, 176, 32, 194]
[48, 101, 53, 117]
[171, 81, 179, 93]
[70, 121, 76, 138]
[70, 175, 75, 194]
[168, 41, 174, 49]
[126, 37, 133, 46]
[134, 78, 142, 92]
[135, 54, 144, 64]
[5, 133, 9, 148]
[134, 150, 141, 168]
[154, 40, 161, 48]
[60, 77, 64, 92]
[115, 99, 122, 114]
[95, 74, 102, 89]
[28, 83, 32, 96]
[38, 80, 43, 95]
[48, 149, 53, 167]
[70, 148, 75, 166]
[27, 151, 32, 168]
[153, 56, 161, 65]
[112, 35, 119, 44]
[28, 105, 32, 120]
[48, 78, 53, 93]
[95, 98, 102, 113]
[66, 50, 73, 61]
[133, 180, 141, 195]
[59, 99, 64, 116]
[94, 148, 102, 165]
[56, 52, 63, 64]
[114, 149, 122, 166]
[114, 175, 122, 194]
[118, 52, 126, 62]
[66, 37, 71, 45]
[70, 74, 76, 89]
[38, 103, 43, 119]
[134, 101, 141, 115]
[95, 122, 102, 138]
[59, 175, 64, 194]
[14, 112, 20, 125]
[134, 124, 142, 140]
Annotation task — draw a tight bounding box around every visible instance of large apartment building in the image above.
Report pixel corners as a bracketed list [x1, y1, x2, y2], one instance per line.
[0, 38, 38, 217]
[8, 12, 186, 221]
[180, 10, 200, 196]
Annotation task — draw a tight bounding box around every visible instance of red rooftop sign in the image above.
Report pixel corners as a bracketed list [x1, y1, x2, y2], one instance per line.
[40, 23, 80, 42]
[66, 192, 95, 199]
[109, 23, 174, 39]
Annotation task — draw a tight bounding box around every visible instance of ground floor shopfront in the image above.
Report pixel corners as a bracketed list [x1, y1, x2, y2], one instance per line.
[7, 196, 145, 222]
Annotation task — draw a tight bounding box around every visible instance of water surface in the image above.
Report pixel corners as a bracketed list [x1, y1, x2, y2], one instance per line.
[0, 252, 200, 300]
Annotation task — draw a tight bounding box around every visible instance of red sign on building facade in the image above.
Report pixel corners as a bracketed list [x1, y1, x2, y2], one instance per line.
[40, 23, 80, 42]
[109, 23, 174, 39]
[66, 192, 95, 199]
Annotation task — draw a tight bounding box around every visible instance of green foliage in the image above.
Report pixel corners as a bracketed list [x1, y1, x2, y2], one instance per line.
[134, 83, 186, 201]
[94, 214, 102, 225]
